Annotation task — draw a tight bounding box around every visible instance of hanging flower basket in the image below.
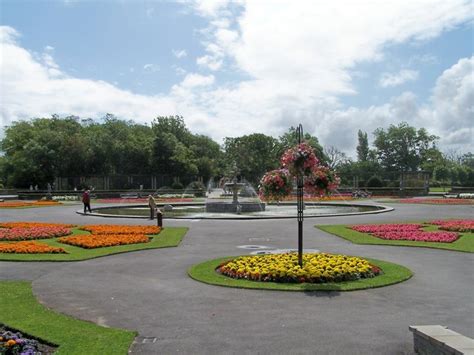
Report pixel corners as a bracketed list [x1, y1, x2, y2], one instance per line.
[258, 169, 293, 201]
[304, 166, 340, 196]
[280, 142, 319, 176]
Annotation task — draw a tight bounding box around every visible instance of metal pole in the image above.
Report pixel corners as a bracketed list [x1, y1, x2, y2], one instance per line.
[296, 124, 304, 267]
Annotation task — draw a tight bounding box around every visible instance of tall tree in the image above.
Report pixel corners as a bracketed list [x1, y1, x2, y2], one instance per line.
[324, 145, 349, 170]
[373, 122, 438, 171]
[223, 133, 280, 184]
[356, 130, 369, 162]
[278, 127, 327, 164]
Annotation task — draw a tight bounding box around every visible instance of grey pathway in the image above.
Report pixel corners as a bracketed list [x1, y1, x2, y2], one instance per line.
[0, 201, 473, 354]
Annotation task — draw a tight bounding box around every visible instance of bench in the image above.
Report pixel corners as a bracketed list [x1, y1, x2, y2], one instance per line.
[409, 325, 474, 354]
[120, 192, 140, 199]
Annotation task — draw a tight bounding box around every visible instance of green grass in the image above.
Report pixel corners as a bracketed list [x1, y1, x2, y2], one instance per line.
[0, 281, 136, 354]
[318, 224, 474, 253]
[188, 256, 412, 292]
[0, 227, 188, 261]
[429, 187, 450, 192]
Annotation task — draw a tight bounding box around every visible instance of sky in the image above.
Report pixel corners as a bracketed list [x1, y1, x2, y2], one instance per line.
[0, 0, 473, 158]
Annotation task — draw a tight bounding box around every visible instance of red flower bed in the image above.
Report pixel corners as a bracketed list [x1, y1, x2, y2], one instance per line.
[398, 198, 474, 205]
[430, 220, 474, 232]
[96, 197, 195, 203]
[350, 223, 459, 243]
[0, 222, 75, 229]
[58, 234, 150, 249]
[0, 200, 62, 208]
[351, 224, 423, 233]
[372, 231, 459, 243]
[0, 241, 67, 254]
[0, 226, 72, 241]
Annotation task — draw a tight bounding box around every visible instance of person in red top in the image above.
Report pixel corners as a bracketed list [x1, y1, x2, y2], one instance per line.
[82, 188, 92, 213]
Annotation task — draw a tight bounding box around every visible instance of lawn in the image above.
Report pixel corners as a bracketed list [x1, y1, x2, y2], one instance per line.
[0, 281, 136, 354]
[318, 224, 474, 253]
[188, 256, 412, 292]
[0, 227, 188, 261]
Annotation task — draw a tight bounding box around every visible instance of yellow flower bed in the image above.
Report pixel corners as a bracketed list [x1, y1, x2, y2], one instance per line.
[218, 253, 381, 283]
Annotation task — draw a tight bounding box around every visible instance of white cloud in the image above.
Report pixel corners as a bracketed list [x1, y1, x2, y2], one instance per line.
[172, 49, 187, 59]
[317, 58, 473, 155]
[177, 73, 215, 88]
[196, 54, 223, 71]
[143, 63, 160, 72]
[1, 0, 473, 155]
[379, 70, 419, 88]
[0, 26, 177, 130]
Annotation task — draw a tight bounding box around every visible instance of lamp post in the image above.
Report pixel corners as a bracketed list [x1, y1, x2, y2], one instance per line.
[296, 124, 304, 267]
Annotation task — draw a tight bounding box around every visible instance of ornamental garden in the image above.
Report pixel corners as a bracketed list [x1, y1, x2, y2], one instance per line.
[0, 139, 473, 354]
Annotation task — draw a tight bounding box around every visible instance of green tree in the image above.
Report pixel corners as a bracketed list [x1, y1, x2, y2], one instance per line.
[356, 130, 369, 162]
[150, 132, 198, 177]
[373, 122, 438, 172]
[188, 134, 223, 181]
[223, 133, 280, 184]
[433, 165, 450, 184]
[278, 127, 327, 164]
[152, 115, 191, 144]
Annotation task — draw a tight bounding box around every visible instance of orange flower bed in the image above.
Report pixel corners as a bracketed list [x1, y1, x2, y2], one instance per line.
[58, 234, 150, 249]
[0, 222, 75, 229]
[79, 225, 160, 235]
[0, 200, 62, 208]
[0, 241, 67, 254]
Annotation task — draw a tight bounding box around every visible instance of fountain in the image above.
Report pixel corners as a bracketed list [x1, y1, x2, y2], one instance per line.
[205, 176, 266, 213]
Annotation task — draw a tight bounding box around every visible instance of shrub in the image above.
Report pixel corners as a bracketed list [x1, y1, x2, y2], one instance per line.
[187, 181, 206, 197]
[366, 175, 384, 188]
[171, 181, 184, 190]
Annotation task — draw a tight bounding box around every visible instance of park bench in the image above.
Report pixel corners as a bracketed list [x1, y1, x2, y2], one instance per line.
[409, 325, 474, 354]
[120, 192, 140, 199]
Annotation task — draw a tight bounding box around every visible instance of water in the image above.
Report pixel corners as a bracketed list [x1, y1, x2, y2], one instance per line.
[95, 202, 386, 219]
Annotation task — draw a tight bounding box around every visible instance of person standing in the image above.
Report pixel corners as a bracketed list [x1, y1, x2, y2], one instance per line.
[82, 189, 92, 213]
[148, 194, 156, 220]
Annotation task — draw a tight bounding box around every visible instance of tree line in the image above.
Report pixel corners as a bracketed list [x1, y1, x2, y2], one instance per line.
[0, 115, 472, 189]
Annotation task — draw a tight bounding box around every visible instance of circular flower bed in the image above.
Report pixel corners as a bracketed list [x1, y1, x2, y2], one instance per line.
[217, 253, 380, 283]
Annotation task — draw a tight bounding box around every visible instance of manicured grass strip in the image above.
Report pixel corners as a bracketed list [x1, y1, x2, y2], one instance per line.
[0, 227, 188, 261]
[0, 281, 136, 354]
[188, 256, 412, 292]
[318, 225, 474, 253]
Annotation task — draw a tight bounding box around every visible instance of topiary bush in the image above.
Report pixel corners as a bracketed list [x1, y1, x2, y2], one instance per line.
[171, 181, 184, 190]
[187, 181, 206, 197]
[366, 175, 384, 188]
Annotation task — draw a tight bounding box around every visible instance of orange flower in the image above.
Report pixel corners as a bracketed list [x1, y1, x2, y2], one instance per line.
[58, 234, 150, 249]
[0, 200, 62, 208]
[79, 225, 160, 235]
[0, 241, 67, 254]
[0, 222, 75, 229]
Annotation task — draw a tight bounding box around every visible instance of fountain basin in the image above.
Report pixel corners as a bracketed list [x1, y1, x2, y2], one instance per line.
[81, 202, 393, 219]
[205, 201, 266, 213]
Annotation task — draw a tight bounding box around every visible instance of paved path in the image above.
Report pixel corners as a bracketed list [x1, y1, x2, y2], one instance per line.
[0, 201, 473, 354]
